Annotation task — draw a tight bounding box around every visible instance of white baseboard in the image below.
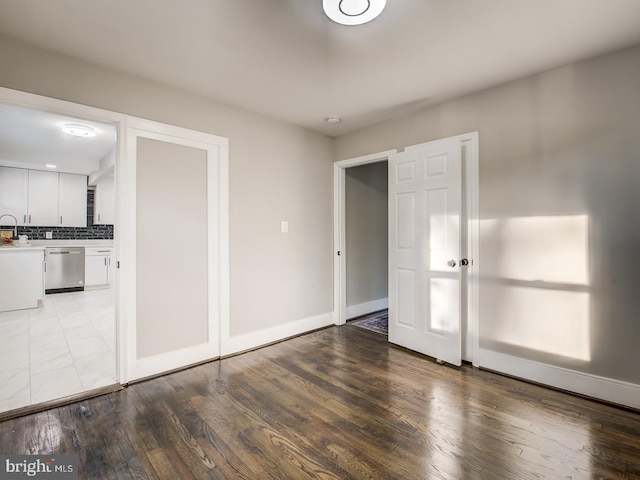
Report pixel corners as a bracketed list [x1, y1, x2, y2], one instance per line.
[478, 348, 640, 410]
[346, 298, 388, 319]
[132, 342, 219, 382]
[222, 311, 334, 357]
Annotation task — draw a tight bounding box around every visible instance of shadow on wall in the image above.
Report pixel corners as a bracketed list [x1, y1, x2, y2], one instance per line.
[480, 214, 590, 362]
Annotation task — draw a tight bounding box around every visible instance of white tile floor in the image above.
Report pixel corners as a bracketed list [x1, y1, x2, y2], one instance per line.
[0, 289, 117, 412]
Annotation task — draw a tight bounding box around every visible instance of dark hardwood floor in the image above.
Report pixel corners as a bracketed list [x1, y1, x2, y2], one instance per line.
[2, 325, 640, 479]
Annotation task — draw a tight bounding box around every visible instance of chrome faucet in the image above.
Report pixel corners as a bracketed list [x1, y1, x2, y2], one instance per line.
[0, 214, 18, 239]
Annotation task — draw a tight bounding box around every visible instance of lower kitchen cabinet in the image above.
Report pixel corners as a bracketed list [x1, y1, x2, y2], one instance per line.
[85, 247, 113, 288]
[0, 249, 45, 312]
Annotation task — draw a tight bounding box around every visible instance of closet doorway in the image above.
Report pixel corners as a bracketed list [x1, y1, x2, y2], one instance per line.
[344, 161, 389, 335]
[333, 133, 479, 364]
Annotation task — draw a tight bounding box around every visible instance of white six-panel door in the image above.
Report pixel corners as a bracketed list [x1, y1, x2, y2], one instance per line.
[389, 136, 463, 366]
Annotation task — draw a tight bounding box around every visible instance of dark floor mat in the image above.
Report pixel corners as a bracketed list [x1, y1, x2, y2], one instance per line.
[350, 311, 388, 336]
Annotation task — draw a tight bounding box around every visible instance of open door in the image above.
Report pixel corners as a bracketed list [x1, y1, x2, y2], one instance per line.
[388, 136, 463, 365]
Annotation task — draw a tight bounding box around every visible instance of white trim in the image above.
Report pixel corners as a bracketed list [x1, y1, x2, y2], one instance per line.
[125, 118, 229, 382]
[217, 140, 231, 364]
[222, 312, 334, 356]
[335, 149, 398, 169]
[333, 150, 397, 326]
[461, 132, 480, 364]
[132, 343, 220, 381]
[0, 87, 126, 125]
[478, 349, 640, 410]
[346, 298, 388, 320]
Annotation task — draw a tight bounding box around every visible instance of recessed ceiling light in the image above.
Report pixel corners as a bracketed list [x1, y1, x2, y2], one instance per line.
[45, 164, 57, 169]
[325, 116, 342, 124]
[323, 0, 386, 25]
[62, 123, 97, 137]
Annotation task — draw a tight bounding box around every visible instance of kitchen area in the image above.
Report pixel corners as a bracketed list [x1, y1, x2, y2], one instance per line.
[0, 103, 117, 414]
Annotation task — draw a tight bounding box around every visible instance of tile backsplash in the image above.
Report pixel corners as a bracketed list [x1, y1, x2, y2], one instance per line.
[17, 189, 114, 240]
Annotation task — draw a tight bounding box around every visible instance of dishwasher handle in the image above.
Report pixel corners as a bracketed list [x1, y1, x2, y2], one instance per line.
[47, 249, 84, 255]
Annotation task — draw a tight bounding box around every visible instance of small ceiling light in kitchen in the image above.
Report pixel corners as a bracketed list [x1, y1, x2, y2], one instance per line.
[325, 116, 342, 124]
[62, 123, 97, 137]
[323, 0, 386, 25]
[45, 164, 57, 169]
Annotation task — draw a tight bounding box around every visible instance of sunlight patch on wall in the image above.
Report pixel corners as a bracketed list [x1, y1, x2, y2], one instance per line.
[487, 215, 589, 284]
[480, 214, 591, 361]
[485, 284, 590, 361]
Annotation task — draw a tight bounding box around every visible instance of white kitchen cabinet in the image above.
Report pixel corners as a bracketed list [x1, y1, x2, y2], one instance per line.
[85, 247, 113, 287]
[93, 177, 115, 225]
[20, 169, 88, 227]
[27, 170, 59, 226]
[0, 167, 29, 226]
[0, 248, 45, 312]
[58, 173, 87, 227]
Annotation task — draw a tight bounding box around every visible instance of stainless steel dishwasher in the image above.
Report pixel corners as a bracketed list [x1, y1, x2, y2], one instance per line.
[45, 247, 85, 292]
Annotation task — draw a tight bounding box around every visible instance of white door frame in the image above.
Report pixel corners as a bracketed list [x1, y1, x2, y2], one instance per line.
[0, 86, 128, 381]
[333, 149, 397, 326]
[0, 87, 230, 385]
[333, 133, 480, 365]
[123, 118, 229, 381]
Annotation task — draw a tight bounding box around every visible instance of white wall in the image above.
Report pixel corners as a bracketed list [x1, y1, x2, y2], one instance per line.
[0, 34, 334, 340]
[345, 162, 388, 312]
[336, 44, 640, 387]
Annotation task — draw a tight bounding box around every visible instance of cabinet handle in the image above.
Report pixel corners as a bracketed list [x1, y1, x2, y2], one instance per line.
[104, 258, 107, 266]
[29, 214, 31, 224]
[23, 214, 26, 223]
[60, 215, 62, 224]
[98, 214, 101, 222]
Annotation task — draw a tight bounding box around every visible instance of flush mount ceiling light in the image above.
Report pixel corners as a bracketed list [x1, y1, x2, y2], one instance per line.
[325, 116, 342, 124]
[323, 0, 386, 25]
[62, 123, 96, 137]
[45, 164, 57, 169]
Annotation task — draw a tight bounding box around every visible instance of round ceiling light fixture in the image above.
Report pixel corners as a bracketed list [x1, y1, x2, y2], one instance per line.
[62, 123, 97, 137]
[323, 0, 386, 26]
[325, 116, 342, 124]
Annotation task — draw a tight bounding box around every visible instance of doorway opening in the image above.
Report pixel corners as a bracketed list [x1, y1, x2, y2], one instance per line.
[0, 88, 125, 416]
[333, 133, 479, 365]
[344, 161, 389, 335]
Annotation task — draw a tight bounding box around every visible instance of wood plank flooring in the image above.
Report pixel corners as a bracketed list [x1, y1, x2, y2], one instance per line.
[1, 325, 640, 479]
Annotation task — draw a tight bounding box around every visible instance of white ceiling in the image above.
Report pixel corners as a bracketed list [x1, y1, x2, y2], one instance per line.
[0, 0, 639, 136]
[0, 103, 116, 175]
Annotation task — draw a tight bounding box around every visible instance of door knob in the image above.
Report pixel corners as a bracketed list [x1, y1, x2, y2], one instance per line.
[447, 259, 456, 268]
[460, 258, 469, 267]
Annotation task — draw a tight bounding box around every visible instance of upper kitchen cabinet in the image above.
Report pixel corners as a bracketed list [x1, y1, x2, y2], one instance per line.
[0, 166, 28, 226]
[93, 176, 115, 225]
[19, 169, 88, 227]
[27, 170, 59, 226]
[59, 173, 87, 227]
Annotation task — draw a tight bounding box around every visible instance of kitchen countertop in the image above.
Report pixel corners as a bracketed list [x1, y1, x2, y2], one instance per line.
[0, 244, 45, 251]
[0, 239, 114, 251]
[29, 240, 114, 248]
